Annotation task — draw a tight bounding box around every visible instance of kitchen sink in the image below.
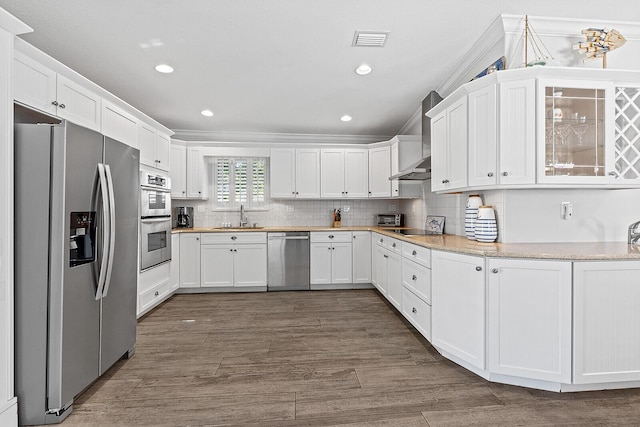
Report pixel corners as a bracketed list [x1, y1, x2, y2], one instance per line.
[212, 226, 264, 230]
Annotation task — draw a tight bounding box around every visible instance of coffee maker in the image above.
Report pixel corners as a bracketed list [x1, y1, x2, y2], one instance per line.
[174, 207, 193, 228]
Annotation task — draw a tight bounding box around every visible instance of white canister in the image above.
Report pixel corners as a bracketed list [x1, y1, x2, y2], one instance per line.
[474, 205, 497, 243]
[465, 195, 483, 240]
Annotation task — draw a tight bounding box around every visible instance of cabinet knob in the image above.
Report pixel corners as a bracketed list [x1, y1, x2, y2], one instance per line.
[296, 192, 299, 195]
[231, 236, 237, 240]
[157, 160, 162, 164]
[395, 189, 398, 192]
[345, 192, 348, 195]
[198, 191, 202, 194]
[384, 254, 388, 258]
[492, 268, 499, 274]
[154, 291, 159, 296]
[329, 235, 334, 239]
[234, 249, 237, 252]
[51, 100, 58, 106]
[412, 250, 417, 256]
[608, 171, 617, 176]
[368, 191, 372, 194]
[182, 191, 186, 194]
[196, 237, 199, 241]
[392, 243, 396, 248]
[380, 239, 383, 243]
[412, 275, 417, 281]
[59, 103, 66, 109]
[412, 307, 417, 313]
[488, 172, 494, 177]
[475, 266, 482, 271]
[328, 247, 331, 250]
[502, 172, 508, 176]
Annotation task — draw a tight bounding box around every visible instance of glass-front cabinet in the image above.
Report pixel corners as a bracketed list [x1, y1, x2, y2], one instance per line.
[538, 80, 615, 184]
[614, 86, 640, 181]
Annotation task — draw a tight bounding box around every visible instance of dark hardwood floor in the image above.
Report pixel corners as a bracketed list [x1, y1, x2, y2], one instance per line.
[56, 290, 640, 426]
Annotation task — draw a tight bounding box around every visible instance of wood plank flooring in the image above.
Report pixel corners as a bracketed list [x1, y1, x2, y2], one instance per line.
[54, 290, 640, 426]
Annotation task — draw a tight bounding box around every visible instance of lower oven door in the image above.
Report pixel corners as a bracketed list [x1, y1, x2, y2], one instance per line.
[140, 216, 172, 271]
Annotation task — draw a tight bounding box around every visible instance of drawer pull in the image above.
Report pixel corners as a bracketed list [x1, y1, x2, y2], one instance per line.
[392, 243, 396, 248]
[154, 291, 159, 296]
[380, 238, 383, 243]
[383, 254, 388, 258]
[492, 268, 499, 274]
[488, 172, 494, 177]
[412, 275, 417, 281]
[412, 250, 417, 256]
[475, 266, 482, 271]
[412, 307, 417, 313]
[231, 236, 237, 240]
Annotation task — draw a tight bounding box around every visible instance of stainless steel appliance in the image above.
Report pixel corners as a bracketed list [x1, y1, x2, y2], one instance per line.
[267, 232, 310, 291]
[377, 213, 404, 227]
[174, 206, 193, 228]
[14, 105, 139, 425]
[140, 170, 172, 271]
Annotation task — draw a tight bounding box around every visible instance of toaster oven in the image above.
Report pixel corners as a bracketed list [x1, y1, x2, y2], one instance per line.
[377, 214, 404, 227]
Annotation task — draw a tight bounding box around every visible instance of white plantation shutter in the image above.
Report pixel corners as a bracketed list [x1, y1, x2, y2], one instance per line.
[213, 157, 269, 210]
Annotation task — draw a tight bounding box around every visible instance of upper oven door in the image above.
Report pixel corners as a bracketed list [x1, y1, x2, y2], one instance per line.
[140, 217, 172, 271]
[140, 187, 171, 217]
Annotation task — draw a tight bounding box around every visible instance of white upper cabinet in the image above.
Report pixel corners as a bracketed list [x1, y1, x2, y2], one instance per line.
[431, 96, 468, 192]
[101, 99, 137, 148]
[389, 136, 422, 198]
[320, 148, 368, 198]
[139, 122, 170, 171]
[186, 147, 208, 199]
[170, 144, 187, 198]
[270, 148, 320, 198]
[13, 51, 101, 132]
[368, 146, 391, 197]
[468, 84, 498, 187]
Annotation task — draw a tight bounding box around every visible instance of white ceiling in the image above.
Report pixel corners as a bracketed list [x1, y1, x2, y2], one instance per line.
[2, 0, 639, 141]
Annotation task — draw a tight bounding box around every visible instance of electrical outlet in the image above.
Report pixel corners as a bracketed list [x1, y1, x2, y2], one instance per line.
[197, 205, 205, 213]
[412, 204, 416, 213]
[286, 205, 294, 213]
[343, 205, 350, 213]
[561, 201, 573, 220]
[388, 204, 397, 212]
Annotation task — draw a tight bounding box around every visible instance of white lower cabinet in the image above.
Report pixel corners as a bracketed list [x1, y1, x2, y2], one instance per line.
[431, 250, 485, 370]
[371, 234, 401, 309]
[487, 258, 572, 383]
[310, 232, 352, 286]
[573, 261, 640, 384]
[138, 261, 172, 317]
[200, 233, 267, 289]
[402, 286, 432, 341]
[170, 233, 180, 290]
[179, 233, 201, 288]
[400, 242, 432, 341]
[351, 231, 371, 284]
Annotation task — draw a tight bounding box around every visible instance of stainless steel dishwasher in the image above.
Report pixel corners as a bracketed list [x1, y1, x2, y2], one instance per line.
[267, 232, 310, 291]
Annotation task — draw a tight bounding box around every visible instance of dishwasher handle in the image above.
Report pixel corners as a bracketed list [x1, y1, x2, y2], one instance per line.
[268, 235, 309, 240]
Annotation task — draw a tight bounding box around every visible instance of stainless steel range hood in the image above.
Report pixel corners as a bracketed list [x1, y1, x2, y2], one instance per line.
[391, 90, 443, 180]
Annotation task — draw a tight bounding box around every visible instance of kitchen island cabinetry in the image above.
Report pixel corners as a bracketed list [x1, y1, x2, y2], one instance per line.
[270, 148, 320, 198]
[487, 258, 572, 383]
[310, 232, 352, 288]
[431, 250, 485, 371]
[179, 233, 201, 288]
[200, 233, 267, 289]
[573, 261, 640, 384]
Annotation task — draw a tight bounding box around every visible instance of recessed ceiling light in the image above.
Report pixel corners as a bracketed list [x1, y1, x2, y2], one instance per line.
[155, 64, 174, 74]
[201, 110, 214, 117]
[355, 64, 372, 75]
[340, 115, 352, 122]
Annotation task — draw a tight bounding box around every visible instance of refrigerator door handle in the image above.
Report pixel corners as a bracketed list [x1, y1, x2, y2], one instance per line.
[95, 163, 111, 300]
[101, 164, 116, 298]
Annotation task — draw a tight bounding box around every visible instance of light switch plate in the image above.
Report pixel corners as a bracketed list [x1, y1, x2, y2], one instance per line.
[343, 205, 350, 213]
[287, 205, 295, 213]
[197, 205, 206, 213]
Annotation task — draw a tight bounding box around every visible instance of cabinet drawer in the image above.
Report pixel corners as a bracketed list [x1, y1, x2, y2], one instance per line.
[387, 237, 402, 254]
[310, 231, 351, 243]
[201, 232, 267, 244]
[140, 278, 173, 313]
[402, 258, 431, 304]
[402, 242, 431, 268]
[138, 261, 171, 294]
[374, 233, 387, 247]
[402, 287, 431, 342]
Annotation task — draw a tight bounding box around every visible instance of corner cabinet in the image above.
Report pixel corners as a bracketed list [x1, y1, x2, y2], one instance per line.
[368, 146, 391, 197]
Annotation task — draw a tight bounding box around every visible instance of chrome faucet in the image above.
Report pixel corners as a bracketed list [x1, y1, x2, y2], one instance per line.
[239, 204, 248, 228]
[628, 220, 640, 245]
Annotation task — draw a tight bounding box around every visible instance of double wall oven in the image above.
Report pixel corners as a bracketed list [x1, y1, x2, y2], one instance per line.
[140, 170, 172, 271]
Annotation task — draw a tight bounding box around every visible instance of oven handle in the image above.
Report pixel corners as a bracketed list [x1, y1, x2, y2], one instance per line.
[101, 164, 116, 299]
[141, 216, 172, 223]
[140, 185, 171, 193]
[95, 164, 110, 300]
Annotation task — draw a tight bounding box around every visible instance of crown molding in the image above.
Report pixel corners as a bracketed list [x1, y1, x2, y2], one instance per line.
[171, 129, 392, 145]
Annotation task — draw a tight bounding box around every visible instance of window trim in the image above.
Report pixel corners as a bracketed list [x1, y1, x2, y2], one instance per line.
[211, 156, 269, 211]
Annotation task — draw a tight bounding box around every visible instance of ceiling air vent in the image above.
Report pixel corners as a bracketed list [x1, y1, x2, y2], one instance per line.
[352, 31, 389, 47]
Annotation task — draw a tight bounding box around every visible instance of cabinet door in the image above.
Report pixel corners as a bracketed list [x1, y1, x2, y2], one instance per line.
[13, 51, 57, 114]
[352, 231, 371, 284]
[500, 79, 536, 185]
[179, 233, 201, 288]
[613, 86, 640, 183]
[310, 242, 332, 284]
[374, 245, 388, 296]
[170, 145, 187, 198]
[368, 146, 391, 197]
[155, 133, 171, 171]
[468, 85, 497, 187]
[447, 97, 468, 190]
[170, 234, 180, 291]
[187, 147, 206, 199]
[430, 111, 448, 192]
[56, 74, 101, 131]
[371, 235, 379, 286]
[344, 149, 369, 198]
[488, 258, 571, 383]
[138, 122, 158, 168]
[201, 245, 233, 287]
[102, 100, 138, 148]
[296, 149, 320, 198]
[270, 148, 296, 198]
[331, 242, 353, 284]
[573, 261, 640, 384]
[390, 142, 400, 196]
[320, 149, 345, 198]
[386, 250, 402, 309]
[432, 250, 485, 370]
[234, 244, 267, 287]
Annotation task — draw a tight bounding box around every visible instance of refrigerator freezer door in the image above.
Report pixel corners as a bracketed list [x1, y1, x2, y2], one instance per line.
[100, 137, 139, 373]
[47, 123, 104, 412]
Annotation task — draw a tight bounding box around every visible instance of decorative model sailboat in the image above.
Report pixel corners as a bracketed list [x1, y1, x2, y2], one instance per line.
[509, 16, 555, 68]
[573, 28, 626, 68]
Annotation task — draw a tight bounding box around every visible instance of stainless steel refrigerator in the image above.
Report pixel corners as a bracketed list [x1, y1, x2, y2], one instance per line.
[14, 105, 139, 425]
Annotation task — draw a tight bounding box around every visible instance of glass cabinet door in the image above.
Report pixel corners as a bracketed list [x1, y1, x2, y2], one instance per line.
[614, 87, 640, 181]
[543, 85, 607, 178]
